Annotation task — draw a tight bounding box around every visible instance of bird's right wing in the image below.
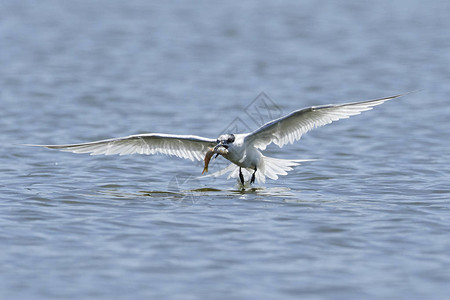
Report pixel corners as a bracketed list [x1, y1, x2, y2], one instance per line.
[27, 133, 217, 161]
[244, 94, 404, 150]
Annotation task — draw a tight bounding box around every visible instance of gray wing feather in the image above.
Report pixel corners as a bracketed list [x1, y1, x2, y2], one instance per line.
[29, 133, 216, 161]
[245, 94, 404, 150]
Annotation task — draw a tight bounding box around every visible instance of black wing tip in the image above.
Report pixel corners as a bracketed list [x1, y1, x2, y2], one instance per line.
[377, 89, 421, 101]
[22, 144, 46, 147]
[335, 90, 420, 107]
[22, 143, 68, 149]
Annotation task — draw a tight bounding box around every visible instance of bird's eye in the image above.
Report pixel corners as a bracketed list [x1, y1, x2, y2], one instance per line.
[227, 135, 235, 143]
[216, 139, 220, 143]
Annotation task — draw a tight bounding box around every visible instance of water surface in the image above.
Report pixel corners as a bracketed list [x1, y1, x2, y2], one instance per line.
[1, 1, 450, 299]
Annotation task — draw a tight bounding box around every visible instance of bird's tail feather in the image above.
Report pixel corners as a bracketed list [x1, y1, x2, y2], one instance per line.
[204, 156, 315, 184]
[257, 156, 314, 183]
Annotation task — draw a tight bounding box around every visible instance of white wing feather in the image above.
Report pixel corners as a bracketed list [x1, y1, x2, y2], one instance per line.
[29, 133, 216, 161]
[244, 94, 404, 150]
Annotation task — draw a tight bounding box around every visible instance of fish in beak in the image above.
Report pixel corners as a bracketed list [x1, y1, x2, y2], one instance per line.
[202, 145, 229, 174]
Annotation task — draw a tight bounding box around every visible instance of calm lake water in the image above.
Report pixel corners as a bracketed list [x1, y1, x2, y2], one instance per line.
[1, 1, 450, 299]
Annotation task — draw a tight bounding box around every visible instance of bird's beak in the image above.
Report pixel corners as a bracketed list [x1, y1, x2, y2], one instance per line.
[213, 144, 229, 155]
[202, 145, 229, 175]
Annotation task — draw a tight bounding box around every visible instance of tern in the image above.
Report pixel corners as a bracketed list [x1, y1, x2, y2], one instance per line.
[29, 94, 405, 185]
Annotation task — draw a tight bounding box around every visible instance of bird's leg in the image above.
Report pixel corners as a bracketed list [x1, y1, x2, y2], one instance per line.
[239, 167, 245, 185]
[250, 167, 257, 184]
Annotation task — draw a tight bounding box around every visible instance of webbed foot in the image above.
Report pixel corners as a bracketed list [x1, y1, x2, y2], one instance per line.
[250, 167, 257, 184]
[239, 167, 245, 185]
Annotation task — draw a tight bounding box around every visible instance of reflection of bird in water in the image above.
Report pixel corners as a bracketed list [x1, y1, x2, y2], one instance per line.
[29, 94, 405, 186]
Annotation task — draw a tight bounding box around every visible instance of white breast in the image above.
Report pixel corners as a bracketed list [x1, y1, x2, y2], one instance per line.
[224, 135, 262, 168]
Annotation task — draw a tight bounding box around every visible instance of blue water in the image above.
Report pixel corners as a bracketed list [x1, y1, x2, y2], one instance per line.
[1, 1, 450, 299]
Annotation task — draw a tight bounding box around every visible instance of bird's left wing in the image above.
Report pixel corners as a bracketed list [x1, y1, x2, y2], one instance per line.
[28, 133, 216, 161]
[244, 94, 404, 150]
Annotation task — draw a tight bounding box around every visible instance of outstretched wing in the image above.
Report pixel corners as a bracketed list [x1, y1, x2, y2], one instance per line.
[244, 94, 404, 150]
[28, 133, 216, 161]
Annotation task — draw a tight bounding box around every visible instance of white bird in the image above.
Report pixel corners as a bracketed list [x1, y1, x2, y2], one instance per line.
[29, 94, 405, 185]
